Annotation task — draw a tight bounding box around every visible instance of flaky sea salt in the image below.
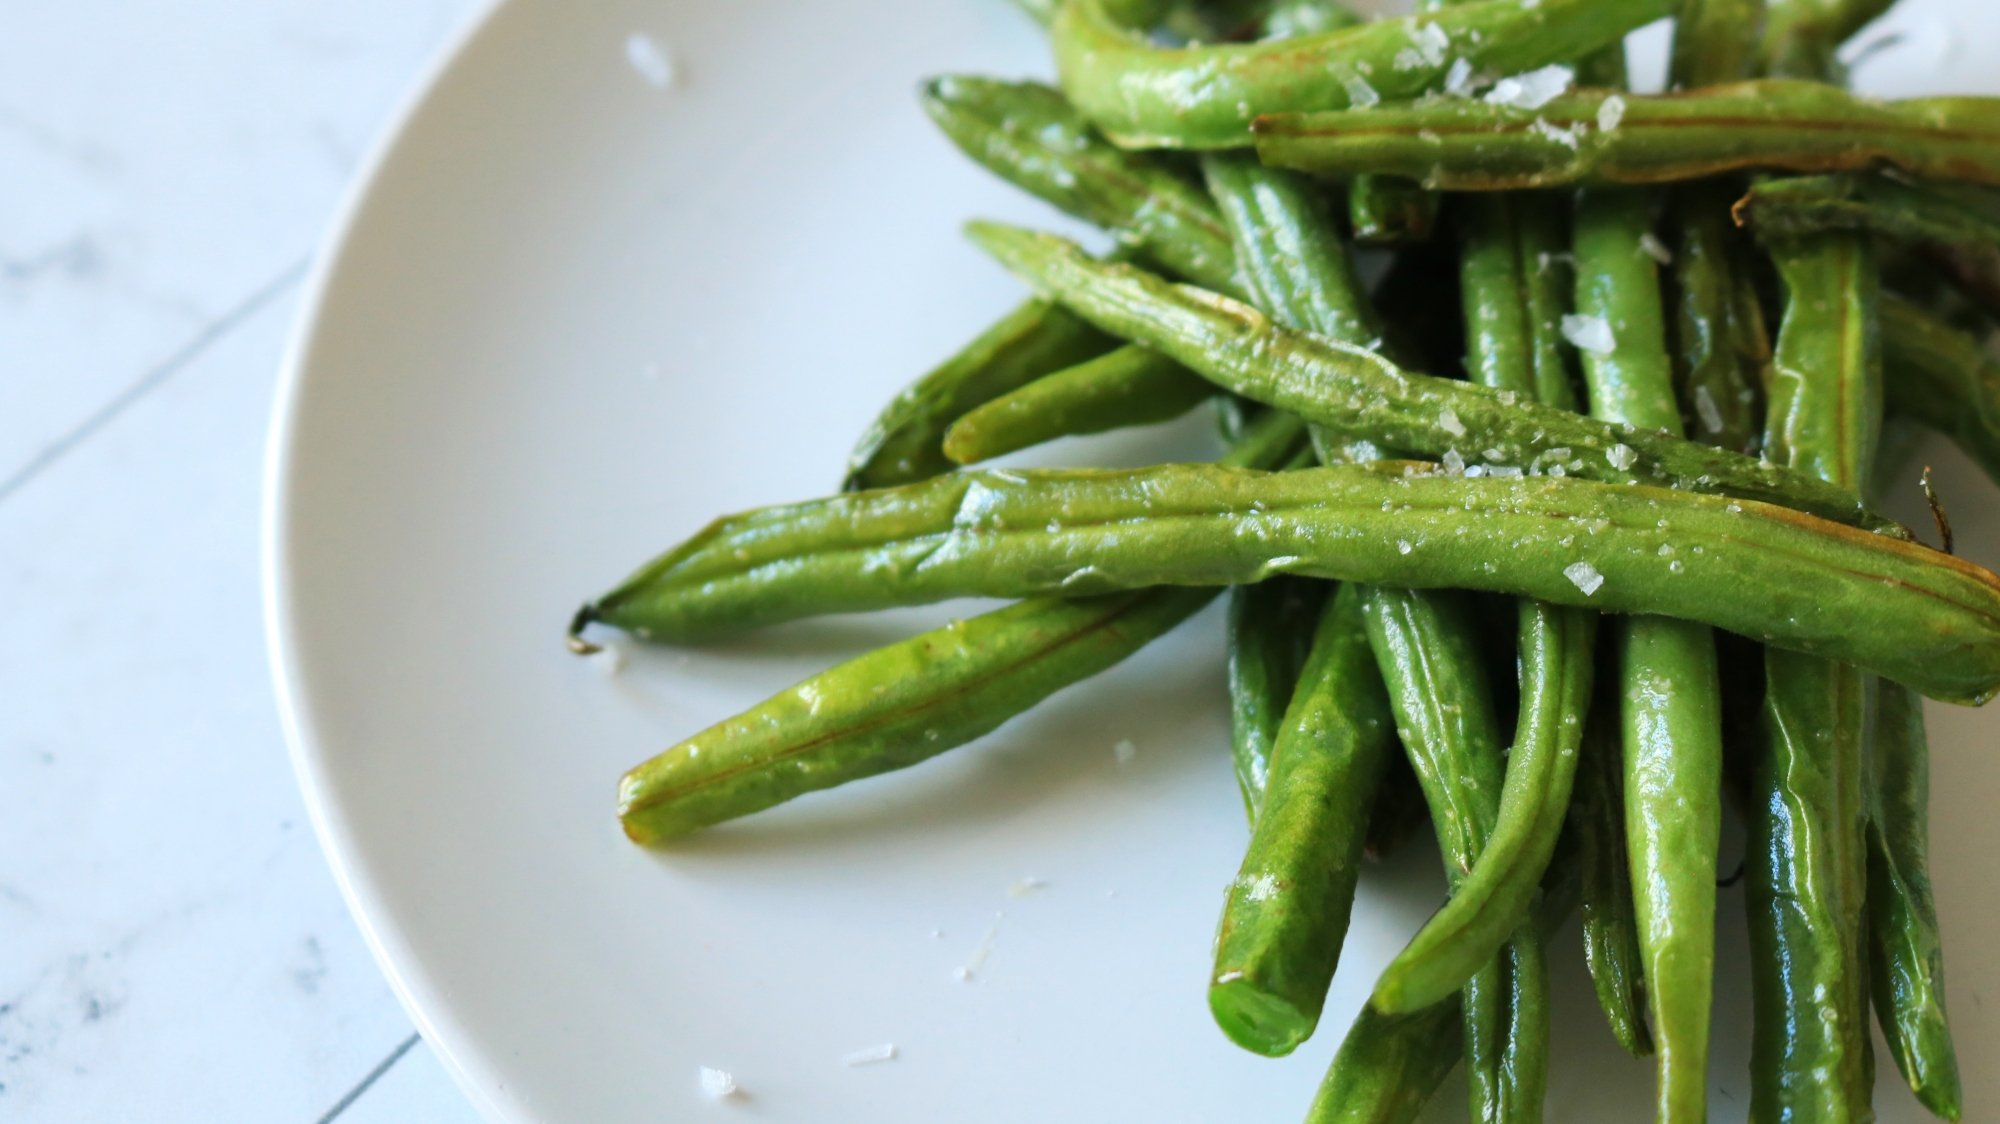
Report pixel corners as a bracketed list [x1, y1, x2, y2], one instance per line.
[1564, 561, 1606, 596]
[1444, 57, 1476, 97]
[699, 1067, 740, 1100]
[626, 33, 676, 89]
[1596, 94, 1627, 132]
[1606, 443, 1637, 470]
[1412, 21, 1451, 66]
[1442, 449, 1467, 474]
[843, 1043, 898, 1067]
[1009, 877, 1048, 898]
[1239, 873, 1282, 902]
[1484, 65, 1572, 110]
[1561, 314, 1616, 355]
[1529, 119, 1583, 148]
[1344, 73, 1381, 108]
[1692, 385, 1725, 434]
[1397, 539, 1414, 555]
[1639, 232, 1673, 265]
[1439, 406, 1467, 437]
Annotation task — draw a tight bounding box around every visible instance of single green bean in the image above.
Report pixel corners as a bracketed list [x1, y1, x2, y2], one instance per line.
[1747, 231, 1880, 1121]
[1868, 682, 1964, 1121]
[1226, 575, 1325, 820]
[966, 222, 1901, 533]
[1570, 710, 1653, 1056]
[1050, 0, 1671, 149]
[1455, 193, 1578, 412]
[1575, 184, 1724, 1119]
[1734, 174, 2000, 253]
[1252, 81, 2000, 190]
[843, 299, 1113, 490]
[941, 346, 1213, 465]
[1880, 294, 2000, 488]
[920, 77, 1239, 293]
[577, 461, 2000, 704]
[1671, 0, 1763, 88]
[1210, 584, 1397, 1056]
[617, 412, 1307, 843]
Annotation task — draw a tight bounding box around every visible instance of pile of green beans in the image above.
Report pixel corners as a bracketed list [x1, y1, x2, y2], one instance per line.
[573, 2, 2000, 1119]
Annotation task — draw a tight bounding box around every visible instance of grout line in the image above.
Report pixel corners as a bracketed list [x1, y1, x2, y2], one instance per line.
[311, 1031, 422, 1124]
[0, 256, 310, 506]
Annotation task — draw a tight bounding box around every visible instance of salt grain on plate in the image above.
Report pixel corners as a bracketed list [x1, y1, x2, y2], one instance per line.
[699, 1066, 740, 1100]
[1561, 313, 1616, 356]
[1564, 561, 1606, 597]
[1596, 94, 1627, 132]
[1638, 232, 1673, 265]
[591, 641, 625, 676]
[626, 33, 676, 90]
[1113, 738, 1137, 764]
[1484, 64, 1572, 110]
[1009, 877, 1048, 898]
[843, 1043, 898, 1067]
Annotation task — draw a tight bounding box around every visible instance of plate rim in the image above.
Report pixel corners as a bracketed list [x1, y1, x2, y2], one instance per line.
[260, 1, 518, 1120]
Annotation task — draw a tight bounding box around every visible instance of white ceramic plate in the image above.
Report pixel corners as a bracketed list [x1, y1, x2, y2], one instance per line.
[267, 1, 2000, 1119]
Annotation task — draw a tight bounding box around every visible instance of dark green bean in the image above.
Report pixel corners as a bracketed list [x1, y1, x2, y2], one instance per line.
[1669, 184, 1766, 455]
[1253, 81, 2000, 191]
[1735, 174, 2000, 252]
[1050, 0, 1671, 149]
[617, 413, 1307, 843]
[1210, 584, 1398, 1055]
[1880, 294, 2000, 489]
[966, 222, 1902, 533]
[941, 346, 1213, 466]
[1350, 177, 1439, 246]
[1226, 575, 1325, 820]
[1762, 0, 1896, 81]
[1570, 711, 1653, 1056]
[1746, 231, 1879, 1121]
[843, 299, 1112, 490]
[1575, 183, 1724, 1118]
[1868, 683, 1964, 1121]
[1671, 0, 1763, 88]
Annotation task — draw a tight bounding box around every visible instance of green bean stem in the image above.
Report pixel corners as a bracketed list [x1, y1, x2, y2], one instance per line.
[966, 222, 1899, 532]
[1747, 231, 1880, 1121]
[1867, 683, 1964, 1120]
[1210, 585, 1398, 1056]
[1050, 0, 1672, 150]
[1253, 81, 2000, 191]
[1575, 184, 1724, 1119]
[1880, 294, 2000, 489]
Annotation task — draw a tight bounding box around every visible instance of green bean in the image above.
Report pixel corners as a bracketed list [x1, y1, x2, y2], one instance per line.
[1735, 174, 2000, 254]
[966, 222, 1901, 532]
[942, 346, 1213, 465]
[1575, 184, 1724, 1119]
[1252, 81, 2000, 191]
[1570, 711, 1653, 1056]
[1369, 192, 1593, 1020]
[577, 460, 2000, 703]
[1746, 231, 1880, 1121]
[1867, 682, 1964, 1121]
[843, 299, 1113, 490]
[1350, 177, 1439, 246]
[1671, 0, 1763, 88]
[1880, 294, 2000, 488]
[1762, 0, 1896, 81]
[617, 412, 1307, 843]
[1360, 588, 1537, 1121]
[1226, 575, 1325, 819]
[920, 77, 1239, 293]
[1210, 584, 1397, 1055]
[1049, 0, 1671, 150]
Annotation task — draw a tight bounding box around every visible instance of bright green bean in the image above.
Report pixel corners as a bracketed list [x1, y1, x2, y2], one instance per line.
[1226, 575, 1324, 820]
[967, 222, 1902, 532]
[1880, 294, 2000, 489]
[1575, 183, 1723, 1120]
[843, 299, 1112, 490]
[1210, 584, 1397, 1056]
[1253, 81, 2000, 191]
[616, 413, 1307, 843]
[1050, 0, 1671, 149]
[577, 461, 2000, 704]
[1868, 683, 1964, 1120]
[942, 346, 1213, 466]
[1747, 231, 1880, 1122]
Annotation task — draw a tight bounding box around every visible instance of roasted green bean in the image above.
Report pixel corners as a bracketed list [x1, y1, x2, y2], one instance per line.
[1570, 711, 1653, 1056]
[1210, 585, 1397, 1055]
[1226, 574, 1324, 820]
[1253, 81, 2000, 191]
[967, 222, 1901, 532]
[942, 346, 1213, 465]
[1050, 0, 1671, 149]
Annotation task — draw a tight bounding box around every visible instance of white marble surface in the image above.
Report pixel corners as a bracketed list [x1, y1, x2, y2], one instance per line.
[0, 1, 488, 1118]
